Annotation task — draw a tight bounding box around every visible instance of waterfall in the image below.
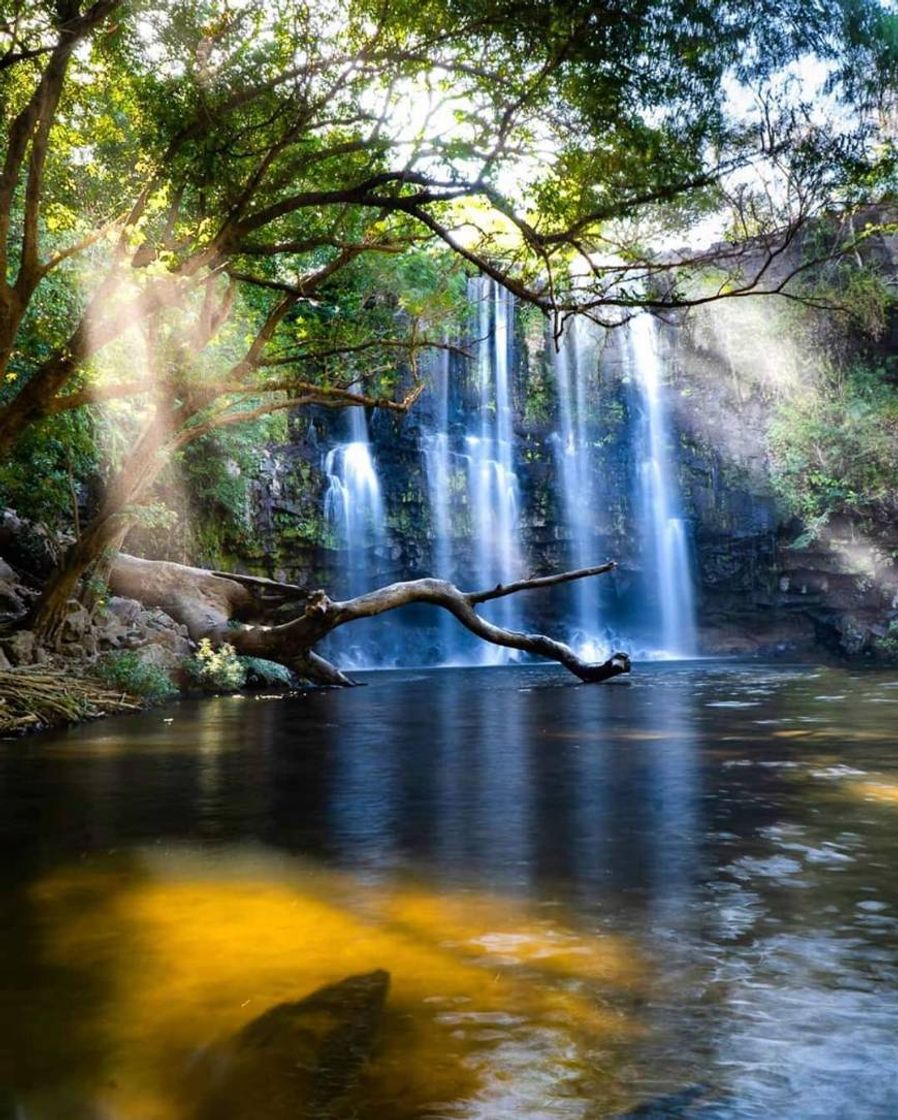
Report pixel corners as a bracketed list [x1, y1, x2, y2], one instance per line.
[628, 314, 698, 656]
[324, 407, 386, 597]
[323, 407, 389, 664]
[422, 347, 452, 580]
[419, 277, 524, 665]
[551, 316, 606, 659]
[464, 277, 522, 663]
[320, 284, 698, 668]
[421, 345, 461, 662]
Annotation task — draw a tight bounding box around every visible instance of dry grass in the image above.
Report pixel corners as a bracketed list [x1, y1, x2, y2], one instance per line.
[0, 669, 141, 735]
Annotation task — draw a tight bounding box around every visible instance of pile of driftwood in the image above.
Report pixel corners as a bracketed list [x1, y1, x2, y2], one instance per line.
[0, 669, 140, 735]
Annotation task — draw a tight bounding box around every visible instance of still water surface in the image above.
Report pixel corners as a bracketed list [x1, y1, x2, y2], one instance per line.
[1, 662, 898, 1119]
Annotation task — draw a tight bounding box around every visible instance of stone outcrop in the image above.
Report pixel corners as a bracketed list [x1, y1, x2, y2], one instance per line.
[0, 539, 191, 674]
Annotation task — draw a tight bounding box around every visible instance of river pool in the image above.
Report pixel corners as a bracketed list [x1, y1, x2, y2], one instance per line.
[1, 661, 897, 1119]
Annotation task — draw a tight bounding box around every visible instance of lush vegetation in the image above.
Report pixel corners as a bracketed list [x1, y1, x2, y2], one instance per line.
[0, 0, 895, 670]
[184, 638, 247, 692]
[771, 360, 898, 527]
[94, 649, 179, 700]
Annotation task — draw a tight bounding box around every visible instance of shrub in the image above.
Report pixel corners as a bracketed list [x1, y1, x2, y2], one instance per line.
[94, 651, 178, 701]
[239, 656, 295, 688]
[184, 638, 247, 692]
[874, 621, 898, 658]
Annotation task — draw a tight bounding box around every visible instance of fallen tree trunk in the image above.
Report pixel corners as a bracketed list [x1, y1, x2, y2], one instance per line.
[108, 554, 630, 686]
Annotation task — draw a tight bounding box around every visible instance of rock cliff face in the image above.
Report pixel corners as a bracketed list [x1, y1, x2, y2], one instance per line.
[663, 251, 898, 659]
[201, 226, 898, 662]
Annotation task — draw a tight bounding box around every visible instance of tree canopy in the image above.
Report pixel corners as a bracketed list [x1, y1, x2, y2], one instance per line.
[0, 0, 895, 635]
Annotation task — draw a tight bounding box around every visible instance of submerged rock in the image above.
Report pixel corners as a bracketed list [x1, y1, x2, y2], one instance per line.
[195, 969, 390, 1120]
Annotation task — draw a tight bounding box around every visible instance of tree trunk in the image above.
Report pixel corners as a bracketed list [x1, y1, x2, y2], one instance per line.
[29, 515, 132, 644]
[108, 554, 630, 686]
[29, 406, 174, 642]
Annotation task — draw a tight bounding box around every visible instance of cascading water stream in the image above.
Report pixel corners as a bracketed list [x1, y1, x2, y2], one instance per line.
[420, 277, 524, 665]
[323, 407, 389, 664]
[628, 314, 698, 656]
[464, 277, 522, 663]
[551, 316, 606, 659]
[322, 286, 697, 668]
[421, 345, 461, 662]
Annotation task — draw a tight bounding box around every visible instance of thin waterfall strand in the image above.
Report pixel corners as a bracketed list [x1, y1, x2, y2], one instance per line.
[629, 314, 697, 656]
[551, 316, 606, 659]
[323, 408, 390, 665]
[463, 277, 523, 663]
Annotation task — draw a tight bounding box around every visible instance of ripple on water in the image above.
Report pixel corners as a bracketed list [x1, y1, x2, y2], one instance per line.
[809, 765, 868, 779]
[706, 701, 762, 709]
[727, 855, 806, 884]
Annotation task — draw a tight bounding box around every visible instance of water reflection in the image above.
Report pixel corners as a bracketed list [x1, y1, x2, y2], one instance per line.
[1, 664, 898, 1118]
[4, 848, 647, 1119]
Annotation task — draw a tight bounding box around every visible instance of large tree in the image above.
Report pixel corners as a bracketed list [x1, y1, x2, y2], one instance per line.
[0, 0, 895, 663]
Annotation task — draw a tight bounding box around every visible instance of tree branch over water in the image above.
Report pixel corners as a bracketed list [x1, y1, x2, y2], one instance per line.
[108, 555, 630, 687]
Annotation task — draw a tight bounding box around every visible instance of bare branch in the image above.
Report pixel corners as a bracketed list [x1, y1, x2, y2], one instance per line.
[108, 554, 631, 685]
[468, 562, 616, 604]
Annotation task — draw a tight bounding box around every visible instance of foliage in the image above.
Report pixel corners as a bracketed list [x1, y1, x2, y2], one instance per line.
[769, 362, 898, 525]
[874, 621, 898, 657]
[93, 651, 178, 701]
[184, 638, 247, 692]
[0, 0, 896, 619]
[796, 224, 896, 339]
[0, 411, 97, 531]
[239, 657, 295, 688]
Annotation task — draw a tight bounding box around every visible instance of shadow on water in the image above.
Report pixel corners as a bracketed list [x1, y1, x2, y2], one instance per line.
[193, 969, 391, 1120]
[2, 662, 898, 1117]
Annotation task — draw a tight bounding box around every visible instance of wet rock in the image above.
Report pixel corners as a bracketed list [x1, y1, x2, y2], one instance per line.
[196, 969, 390, 1120]
[0, 645, 11, 670]
[95, 598, 143, 650]
[242, 658, 295, 689]
[106, 596, 144, 627]
[94, 616, 130, 650]
[0, 508, 59, 576]
[135, 642, 181, 673]
[142, 618, 191, 661]
[60, 602, 91, 641]
[100, 604, 192, 660]
[0, 556, 18, 582]
[65, 631, 98, 659]
[2, 629, 35, 666]
[0, 579, 24, 618]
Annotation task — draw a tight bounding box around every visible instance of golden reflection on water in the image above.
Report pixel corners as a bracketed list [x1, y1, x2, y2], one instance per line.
[542, 729, 692, 742]
[16, 848, 647, 1120]
[847, 778, 898, 806]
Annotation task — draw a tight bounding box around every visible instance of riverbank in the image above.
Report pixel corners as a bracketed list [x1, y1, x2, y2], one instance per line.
[0, 668, 144, 736]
